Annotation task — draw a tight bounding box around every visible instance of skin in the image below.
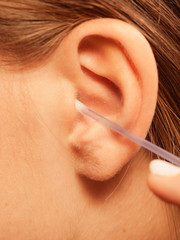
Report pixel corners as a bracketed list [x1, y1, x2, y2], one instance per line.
[0, 68, 171, 240]
[0, 19, 179, 239]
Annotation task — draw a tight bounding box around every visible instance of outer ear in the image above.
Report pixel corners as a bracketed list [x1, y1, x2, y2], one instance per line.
[54, 19, 158, 181]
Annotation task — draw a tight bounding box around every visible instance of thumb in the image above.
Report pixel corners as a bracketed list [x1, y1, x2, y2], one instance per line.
[147, 159, 180, 205]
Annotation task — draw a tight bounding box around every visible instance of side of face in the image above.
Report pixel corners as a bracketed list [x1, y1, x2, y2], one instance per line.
[0, 19, 172, 240]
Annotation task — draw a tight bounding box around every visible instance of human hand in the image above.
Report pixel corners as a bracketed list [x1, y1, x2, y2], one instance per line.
[148, 160, 180, 205]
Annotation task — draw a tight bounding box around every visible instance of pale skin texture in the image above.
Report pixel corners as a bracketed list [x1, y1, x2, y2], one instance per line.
[0, 19, 179, 240]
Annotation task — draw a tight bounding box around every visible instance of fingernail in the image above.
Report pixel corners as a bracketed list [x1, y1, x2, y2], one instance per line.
[149, 160, 180, 176]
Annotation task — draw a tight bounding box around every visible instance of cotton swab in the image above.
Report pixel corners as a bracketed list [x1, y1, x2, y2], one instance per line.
[75, 100, 180, 167]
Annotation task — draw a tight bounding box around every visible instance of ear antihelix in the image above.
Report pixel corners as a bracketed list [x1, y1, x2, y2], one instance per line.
[77, 34, 140, 125]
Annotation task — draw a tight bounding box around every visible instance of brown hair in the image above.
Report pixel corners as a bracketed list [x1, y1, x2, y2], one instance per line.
[0, 0, 180, 238]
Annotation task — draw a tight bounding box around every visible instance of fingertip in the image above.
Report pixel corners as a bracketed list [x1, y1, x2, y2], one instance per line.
[147, 173, 161, 195]
[147, 170, 180, 205]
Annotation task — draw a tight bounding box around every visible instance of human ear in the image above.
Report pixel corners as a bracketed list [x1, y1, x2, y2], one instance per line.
[54, 18, 158, 181]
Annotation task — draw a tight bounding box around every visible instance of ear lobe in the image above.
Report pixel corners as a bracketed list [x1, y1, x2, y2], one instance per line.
[59, 19, 158, 181]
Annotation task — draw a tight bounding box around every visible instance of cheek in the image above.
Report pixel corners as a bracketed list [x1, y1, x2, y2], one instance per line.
[0, 67, 93, 240]
[0, 77, 79, 238]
